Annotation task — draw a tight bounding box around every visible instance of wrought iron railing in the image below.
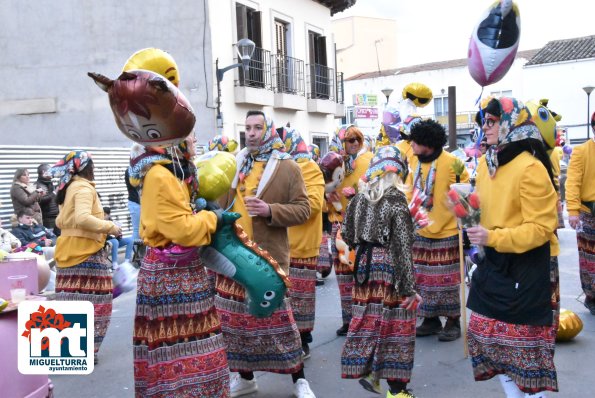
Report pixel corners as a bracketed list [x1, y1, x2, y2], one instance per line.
[236, 47, 272, 90]
[335, 71, 344, 104]
[307, 63, 335, 101]
[271, 54, 305, 96]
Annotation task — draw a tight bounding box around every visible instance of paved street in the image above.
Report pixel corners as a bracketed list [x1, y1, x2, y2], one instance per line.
[51, 223, 594, 398]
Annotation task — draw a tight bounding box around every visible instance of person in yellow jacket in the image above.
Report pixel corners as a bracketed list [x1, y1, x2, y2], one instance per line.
[566, 113, 595, 314]
[50, 151, 121, 363]
[128, 136, 231, 397]
[405, 119, 469, 342]
[280, 126, 325, 358]
[467, 97, 559, 396]
[327, 125, 374, 336]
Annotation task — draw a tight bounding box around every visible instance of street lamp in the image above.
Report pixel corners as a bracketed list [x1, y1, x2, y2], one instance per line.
[216, 38, 256, 129]
[381, 88, 393, 105]
[583, 86, 595, 139]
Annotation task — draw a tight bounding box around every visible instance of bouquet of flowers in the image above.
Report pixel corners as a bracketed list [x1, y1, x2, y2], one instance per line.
[409, 188, 432, 230]
[446, 184, 484, 262]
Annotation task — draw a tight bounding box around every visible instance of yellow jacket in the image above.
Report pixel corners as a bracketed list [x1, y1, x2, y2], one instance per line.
[289, 160, 325, 258]
[140, 165, 217, 248]
[396, 140, 414, 167]
[476, 152, 559, 255]
[565, 139, 595, 216]
[406, 150, 469, 239]
[55, 176, 118, 267]
[327, 151, 374, 223]
[549, 147, 561, 190]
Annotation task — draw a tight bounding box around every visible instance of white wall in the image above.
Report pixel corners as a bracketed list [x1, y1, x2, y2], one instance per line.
[0, 0, 215, 147]
[343, 55, 595, 142]
[209, 0, 339, 146]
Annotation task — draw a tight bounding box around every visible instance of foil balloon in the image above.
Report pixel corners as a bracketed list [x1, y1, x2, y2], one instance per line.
[556, 308, 583, 341]
[381, 107, 402, 144]
[123, 48, 180, 87]
[526, 99, 559, 151]
[468, 0, 521, 86]
[194, 151, 237, 201]
[89, 70, 195, 147]
[200, 212, 289, 318]
[402, 83, 433, 108]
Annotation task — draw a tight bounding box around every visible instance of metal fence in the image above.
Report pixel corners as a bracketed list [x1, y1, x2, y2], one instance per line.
[307, 63, 335, 101]
[0, 145, 132, 235]
[336, 71, 344, 104]
[236, 47, 272, 90]
[271, 54, 305, 96]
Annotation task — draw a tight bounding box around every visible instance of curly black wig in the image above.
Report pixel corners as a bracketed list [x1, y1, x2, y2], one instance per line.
[410, 119, 447, 150]
[474, 97, 501, 126]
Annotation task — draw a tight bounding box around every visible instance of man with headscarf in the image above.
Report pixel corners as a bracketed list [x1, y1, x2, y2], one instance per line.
[327, 125, 374, 336]
[405, 119, 469, 342]
[217, 111, 315, 398]
[279, 126, 325, 360]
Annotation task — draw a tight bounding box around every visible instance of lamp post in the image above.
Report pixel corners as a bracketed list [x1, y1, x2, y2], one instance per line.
[216, 38, 256, 130]
[381, 88, 393, 106]
[583, 86, 595, 139]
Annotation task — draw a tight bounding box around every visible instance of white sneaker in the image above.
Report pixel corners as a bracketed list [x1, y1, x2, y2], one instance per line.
[230, 373, 258, 397]
[294, 379, 316, 398]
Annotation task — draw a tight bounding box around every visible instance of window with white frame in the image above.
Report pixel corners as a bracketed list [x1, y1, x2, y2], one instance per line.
[435, 96, 448, 117]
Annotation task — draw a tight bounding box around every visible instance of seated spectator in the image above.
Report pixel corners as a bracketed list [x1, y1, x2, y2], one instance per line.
[11, 168, 43, 225]
[103, 206, 133, 269]
[11, 208, 56, 261]
[36, 163, 60, 234]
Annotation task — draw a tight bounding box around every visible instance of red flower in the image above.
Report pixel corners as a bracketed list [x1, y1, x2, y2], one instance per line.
[447, 189, 460, 203]
[468, 193, 480, 209]
[453, 203, 468, 218]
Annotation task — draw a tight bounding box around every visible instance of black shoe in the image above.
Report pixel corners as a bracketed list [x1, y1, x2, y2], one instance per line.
[584, 298, 595, 315]
[415, 317, 442, 337]
[316, 278, 325, 286]
[320, 268, 331, 278]
[438, 318, 461, 341]
[302, 343, 310, 360]
[336, 324, 349, 336]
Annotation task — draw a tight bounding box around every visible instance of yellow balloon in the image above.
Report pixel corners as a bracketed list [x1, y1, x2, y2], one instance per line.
[402, 82, 433, 108]
[556, 308, 583, 342]
[525, 99, 558, 151]
[195, 151, 237, 201]
[123, 48, 180, 87]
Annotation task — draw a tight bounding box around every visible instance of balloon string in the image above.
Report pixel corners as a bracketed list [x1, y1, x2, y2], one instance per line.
[471, 87, 485, 178]
[225, 196, 236, 212]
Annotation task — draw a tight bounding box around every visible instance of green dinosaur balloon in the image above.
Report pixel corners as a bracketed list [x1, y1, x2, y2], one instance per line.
[201, 212, 289, 318]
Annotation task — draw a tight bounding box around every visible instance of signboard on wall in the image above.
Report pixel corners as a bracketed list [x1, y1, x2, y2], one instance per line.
[355, 106, 378, 119]
[353, 94, 378, 106]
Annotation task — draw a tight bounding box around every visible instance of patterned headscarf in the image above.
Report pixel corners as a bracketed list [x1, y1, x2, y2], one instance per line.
[238, 116, 291, 182]
[361, 145, 407, 184]
[485, 97, 543, 177]
[50, 150, 92, 192]
[330, 125, 364, 176]
[278, 127, 311, 163]
[308, 143, 320, 163]
[364, 135, 376, 153]
[208, 134, 239, 153]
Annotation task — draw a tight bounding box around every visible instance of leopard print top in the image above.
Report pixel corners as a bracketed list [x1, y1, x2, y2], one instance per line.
[342, 186, 416, 297]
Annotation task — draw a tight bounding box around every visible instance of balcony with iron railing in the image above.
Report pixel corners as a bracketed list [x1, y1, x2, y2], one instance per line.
[334, 71, 345, 118]
[307, 63, 337, 114]
[271, 54, 307, 111]
[234, 47, 275, 107]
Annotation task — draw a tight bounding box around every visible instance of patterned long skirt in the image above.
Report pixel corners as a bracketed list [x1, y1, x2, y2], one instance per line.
[133, 248, 230, 398]
[578, 212, 595, 300]
[289, 256, 318, 333]
[467, 257, 560, 393]
[316, 232, 332, 277]
[412, 235, 460, 318]
[55, 249, 112, 355]
[331, 222, 354, 325]
[341, 247, 416, 382]
[215, 275, 303, 373]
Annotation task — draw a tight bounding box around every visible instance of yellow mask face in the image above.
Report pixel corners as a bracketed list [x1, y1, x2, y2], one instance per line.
[123, 48, 180, 87]
[525, 99, 557, 151]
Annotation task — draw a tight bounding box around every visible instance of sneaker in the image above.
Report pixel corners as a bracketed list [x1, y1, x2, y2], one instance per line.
[316, 278, 325, 286]
[584, 297, 595, 315]
[302, 343, 311, 360]
[415, 317, 442, 336]
[438, 318, 461, 342]
[336, 324, 349, 336]
[230, 373, 258, 397]
[293, 379, 316, 398]
[359, 374, 381, 394]
[386, 389, 416, 398]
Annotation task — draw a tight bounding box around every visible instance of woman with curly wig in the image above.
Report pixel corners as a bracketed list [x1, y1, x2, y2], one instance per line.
[467, 97, 559, 397]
